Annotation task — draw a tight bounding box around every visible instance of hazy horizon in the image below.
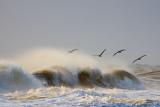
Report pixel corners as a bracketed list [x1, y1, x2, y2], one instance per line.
[0, 0, 160, 65]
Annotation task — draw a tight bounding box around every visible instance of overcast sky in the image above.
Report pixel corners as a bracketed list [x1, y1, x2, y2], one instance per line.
[0, 0, 160, 65]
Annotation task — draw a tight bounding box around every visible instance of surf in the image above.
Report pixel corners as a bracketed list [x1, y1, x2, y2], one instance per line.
[0, 48, 144, 91]
[0, 63, 42, 92]
[0, 48, 160, 107]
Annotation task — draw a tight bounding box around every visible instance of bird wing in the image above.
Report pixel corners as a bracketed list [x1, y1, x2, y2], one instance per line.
[139, 55, 147, 60]
[68, 49, 78, 53]
[122, 49, 127, 51]
[113, 49, 126, 57]
[132, 55, 147, 63]
[113, 52, 119, 56]
[119, 49, 127, 53]
[132, 58, 139, 63]
[99, 49, 106, 56]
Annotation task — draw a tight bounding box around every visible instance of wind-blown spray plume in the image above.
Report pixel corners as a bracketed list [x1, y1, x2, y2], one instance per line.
[14, 48, 99, 72]
[0, 62, 42, 92]
[7, 48, 143, 90]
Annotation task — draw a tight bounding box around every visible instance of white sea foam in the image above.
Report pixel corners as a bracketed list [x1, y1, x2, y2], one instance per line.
[0, 48, 159, 106]
[0, 62, 42, 92]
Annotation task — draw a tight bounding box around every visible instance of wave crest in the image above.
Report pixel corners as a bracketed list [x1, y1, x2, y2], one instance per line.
[0, 63, 42, 92]
[33, 66, 143, 89]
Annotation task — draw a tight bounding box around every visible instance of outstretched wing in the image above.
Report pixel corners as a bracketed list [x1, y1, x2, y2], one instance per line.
[68, 49, 78, 53]
[99, 49, 106, 56]
[132, 54, 147, 63]
[132, 58, 139, 63]
[113, 52, 119, 57]
[121, 49, 127, 52]
[113, 49, 126, 57]
[139, 55, 147, 59]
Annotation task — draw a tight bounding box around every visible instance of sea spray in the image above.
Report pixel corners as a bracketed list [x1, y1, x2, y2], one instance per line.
[0, 62, 42, 92]
[10, 48, 144, 89]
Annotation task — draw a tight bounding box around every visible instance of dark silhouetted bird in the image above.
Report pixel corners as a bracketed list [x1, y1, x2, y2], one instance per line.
[132, 55, 147, 63]
[113, 49, 127, 57]
[93, 49, 106, 57]
[68, 49, 78, 53]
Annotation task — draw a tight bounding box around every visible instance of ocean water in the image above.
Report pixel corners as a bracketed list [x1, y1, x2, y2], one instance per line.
[0, 49, 160, 107]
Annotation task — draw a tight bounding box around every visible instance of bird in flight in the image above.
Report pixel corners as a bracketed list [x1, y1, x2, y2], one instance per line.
[113, 49, 127, 57]
[132, 55, 147, 63]
[68, 49, 78, 53]
[93, 49, 106, 57]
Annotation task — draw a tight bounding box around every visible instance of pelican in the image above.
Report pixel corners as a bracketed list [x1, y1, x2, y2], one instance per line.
[68, 49, 78, 53]
[93, 49, 106, 57]
[113, 49, 127, 57]
[132, 55, 147, 63]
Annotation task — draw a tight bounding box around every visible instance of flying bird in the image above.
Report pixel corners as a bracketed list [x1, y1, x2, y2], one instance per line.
[132, 55, 147, 63]
[93, 49, 106, 57]
[113, 49, 127, 57]
[68, 49, 78, 53]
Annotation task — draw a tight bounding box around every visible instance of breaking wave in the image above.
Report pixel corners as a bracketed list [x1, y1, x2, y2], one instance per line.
[0, 48, 145, 92]
[33, 65, 143, 89]
[0, 63, 42, 92]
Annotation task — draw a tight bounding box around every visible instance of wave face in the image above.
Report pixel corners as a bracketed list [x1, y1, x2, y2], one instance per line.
[0, 63, 42, 92]
[0, 48, 143, 90]
[0, 48, 160, 106]
[33, 66, 143, 90]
